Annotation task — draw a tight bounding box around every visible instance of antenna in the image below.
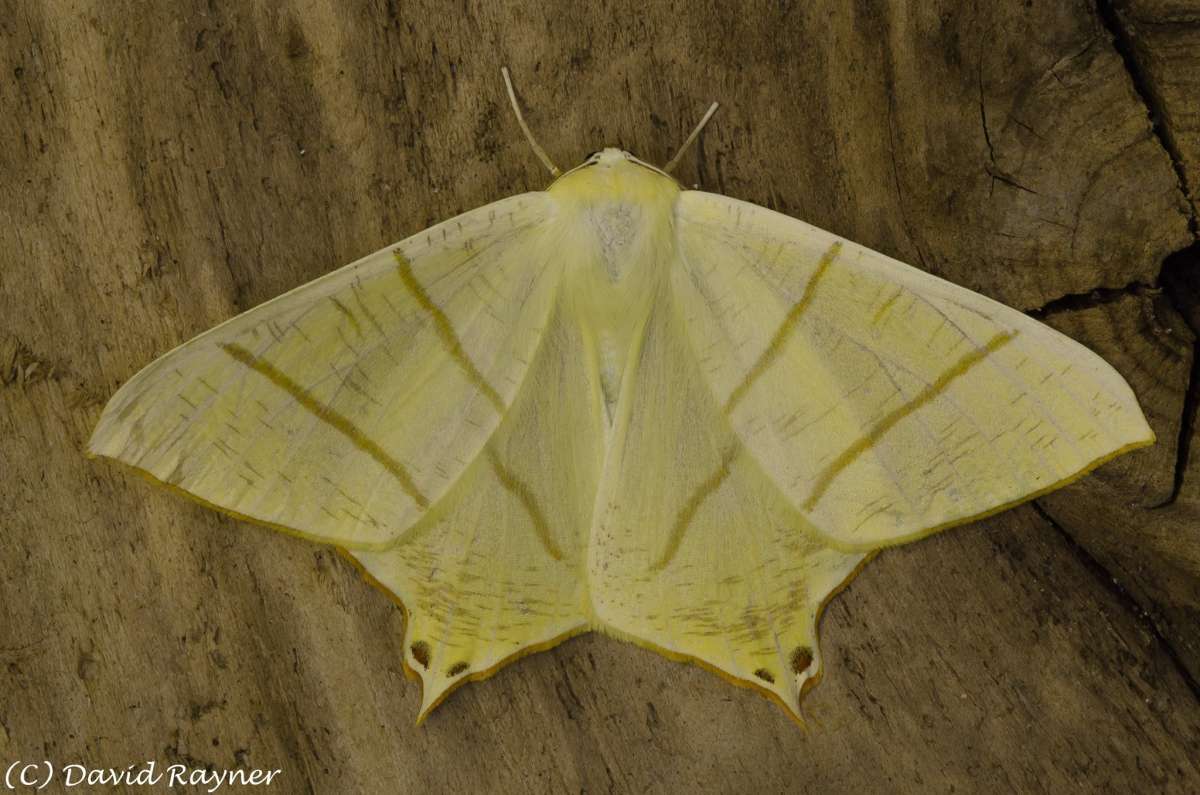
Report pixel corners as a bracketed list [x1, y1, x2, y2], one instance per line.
[664, 101, 720, 174]
[501, 67, 560, 177]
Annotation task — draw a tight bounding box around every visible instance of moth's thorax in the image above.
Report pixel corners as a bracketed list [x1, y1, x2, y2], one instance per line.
[548, 150, 681, 418]
[548, 150, 679, 279]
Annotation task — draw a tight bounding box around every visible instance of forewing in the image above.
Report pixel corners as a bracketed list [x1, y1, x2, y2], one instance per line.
[674, 191, 1154, 549]
[90, 193, 560, 549]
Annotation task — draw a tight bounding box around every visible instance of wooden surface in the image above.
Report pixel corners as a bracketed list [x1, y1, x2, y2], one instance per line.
[2, 1, 1198, 792]
[1115, 0, 1200, 207]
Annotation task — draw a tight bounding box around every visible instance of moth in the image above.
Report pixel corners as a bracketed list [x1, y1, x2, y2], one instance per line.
[89, 69, 1153, 725]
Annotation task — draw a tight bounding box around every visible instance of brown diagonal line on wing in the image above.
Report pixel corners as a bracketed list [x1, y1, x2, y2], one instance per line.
[803, 331, 1017, 511]
[486, 446, 563, 561]
[395, 250, 505, 414]
[653, 446, 739, 571]
[723, 240, 842, 414]
[220, 342, 429, 509]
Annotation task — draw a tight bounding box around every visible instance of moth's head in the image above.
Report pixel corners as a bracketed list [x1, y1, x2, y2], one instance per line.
[584, 148, 643, 167]
[547, 147, 681, 201]
[567, 148, 675, 179]
[585, 148, 626, 166]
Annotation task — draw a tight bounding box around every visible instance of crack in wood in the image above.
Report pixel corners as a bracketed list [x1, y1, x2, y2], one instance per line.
[1026, 279, 1157, 319]
[1159, 243, 1200, 506]
[1096, 0, 1198, 230]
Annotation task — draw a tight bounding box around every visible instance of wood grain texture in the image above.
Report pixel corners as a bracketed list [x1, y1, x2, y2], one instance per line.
[1113, 0, 1200, 206]
[2, 1, 1198, 792]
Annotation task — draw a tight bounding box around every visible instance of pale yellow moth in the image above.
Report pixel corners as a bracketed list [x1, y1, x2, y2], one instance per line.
[89, 68, 1154, 725]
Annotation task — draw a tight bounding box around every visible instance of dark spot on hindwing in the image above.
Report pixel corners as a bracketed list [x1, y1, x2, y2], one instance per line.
[410, 641, 430, 669]
[791, 646, 814, 675]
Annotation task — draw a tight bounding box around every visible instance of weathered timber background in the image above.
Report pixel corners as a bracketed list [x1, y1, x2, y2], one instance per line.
[2, 0, 1199, 792]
